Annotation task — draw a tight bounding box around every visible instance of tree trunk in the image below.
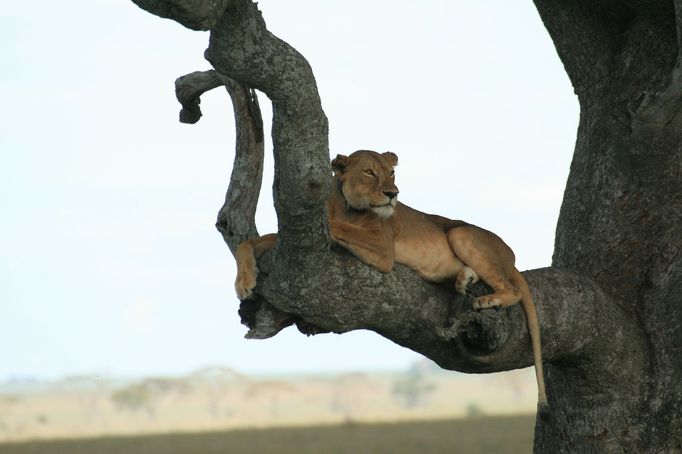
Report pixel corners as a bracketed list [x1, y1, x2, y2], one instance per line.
[533, 1, 682, 452]
[131, 0, 682, 451]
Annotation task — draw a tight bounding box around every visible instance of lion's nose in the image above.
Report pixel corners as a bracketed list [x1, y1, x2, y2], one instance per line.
[383, 191, 399, 200]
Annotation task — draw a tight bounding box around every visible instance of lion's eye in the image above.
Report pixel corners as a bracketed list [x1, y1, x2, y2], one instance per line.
[364, 169, 376, 177]
[389, 169, 395, 177]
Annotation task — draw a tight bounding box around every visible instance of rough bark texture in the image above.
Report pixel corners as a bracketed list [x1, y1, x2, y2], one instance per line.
[534, 0, 682, 452]
[132, 0, 682, 451]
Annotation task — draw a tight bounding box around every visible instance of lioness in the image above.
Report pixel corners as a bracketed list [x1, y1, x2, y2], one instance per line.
[235, 149, 548, 409]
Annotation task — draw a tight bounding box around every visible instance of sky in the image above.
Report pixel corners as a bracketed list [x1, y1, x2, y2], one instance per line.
[0, 1, 578, 381]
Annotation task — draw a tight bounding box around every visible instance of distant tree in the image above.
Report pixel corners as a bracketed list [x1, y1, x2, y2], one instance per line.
[111, 378, 188, 419]
[111, 384, 156, 417]
[465, 403, 484, 418]
[392, 369, 436, 409]
[131, 1, 682, 452]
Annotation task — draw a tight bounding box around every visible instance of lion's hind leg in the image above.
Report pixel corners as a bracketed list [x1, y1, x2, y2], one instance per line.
[446, 226, 520, 310]
[470, 275, 522, 310]
[448, 226, 548, 408]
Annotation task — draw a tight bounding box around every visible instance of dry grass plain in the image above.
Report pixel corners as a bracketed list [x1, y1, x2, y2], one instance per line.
[0, 415, 535, 454]
[0, 364, 538, 453]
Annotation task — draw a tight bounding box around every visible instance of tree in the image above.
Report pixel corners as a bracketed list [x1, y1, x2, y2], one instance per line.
[392, 367, 436, 409]
[130, 1, 682, 452]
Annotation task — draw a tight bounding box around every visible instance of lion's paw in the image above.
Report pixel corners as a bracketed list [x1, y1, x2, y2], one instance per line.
[455, 267, 479, 294]
[235, 272, 257, 300]
[472, 295, 502, 311]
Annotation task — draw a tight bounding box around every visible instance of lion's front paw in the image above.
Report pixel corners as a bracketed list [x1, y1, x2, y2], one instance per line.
[455, 267, 479, 295]
[235, 271, 257, 300]
[472, 295, 502, 311]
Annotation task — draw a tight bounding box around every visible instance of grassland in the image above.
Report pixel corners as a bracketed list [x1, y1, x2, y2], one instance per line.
[0, 415, 535, 454]
[0, 368, 537, 443]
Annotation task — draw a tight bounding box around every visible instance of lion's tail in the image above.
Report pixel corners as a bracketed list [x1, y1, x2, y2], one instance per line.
[510, 268, 549, 414]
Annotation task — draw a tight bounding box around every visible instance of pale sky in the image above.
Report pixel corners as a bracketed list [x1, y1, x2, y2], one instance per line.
[0, 0, 577, 380]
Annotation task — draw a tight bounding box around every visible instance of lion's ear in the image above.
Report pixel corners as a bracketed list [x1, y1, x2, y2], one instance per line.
[382, 151, 398, 167]
[331, 154, 349, 174]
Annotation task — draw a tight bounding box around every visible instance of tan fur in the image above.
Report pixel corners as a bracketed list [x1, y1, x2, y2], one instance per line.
[235, 150, 548, 408]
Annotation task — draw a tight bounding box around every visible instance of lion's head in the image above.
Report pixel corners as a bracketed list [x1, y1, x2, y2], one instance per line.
[331, 150, 399, 219]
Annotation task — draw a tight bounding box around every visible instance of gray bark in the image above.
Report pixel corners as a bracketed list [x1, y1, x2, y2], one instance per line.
[534, 0, 682, 452]
[132, 0, 682, 451]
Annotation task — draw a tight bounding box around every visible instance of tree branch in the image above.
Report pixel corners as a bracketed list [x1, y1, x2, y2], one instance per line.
[174, 70, 263, 254]
[175, 70, 224, 124]
[214, 78, 264, 254]
[255, 246, 645, 379]
[205, 0, 330, 262]
[131, 0, 230, 30]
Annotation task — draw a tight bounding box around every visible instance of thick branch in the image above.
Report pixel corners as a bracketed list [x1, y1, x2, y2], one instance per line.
[255, 249, 645, 378]
[205, 0, 330, 263]
[131, 0, 229, 30]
